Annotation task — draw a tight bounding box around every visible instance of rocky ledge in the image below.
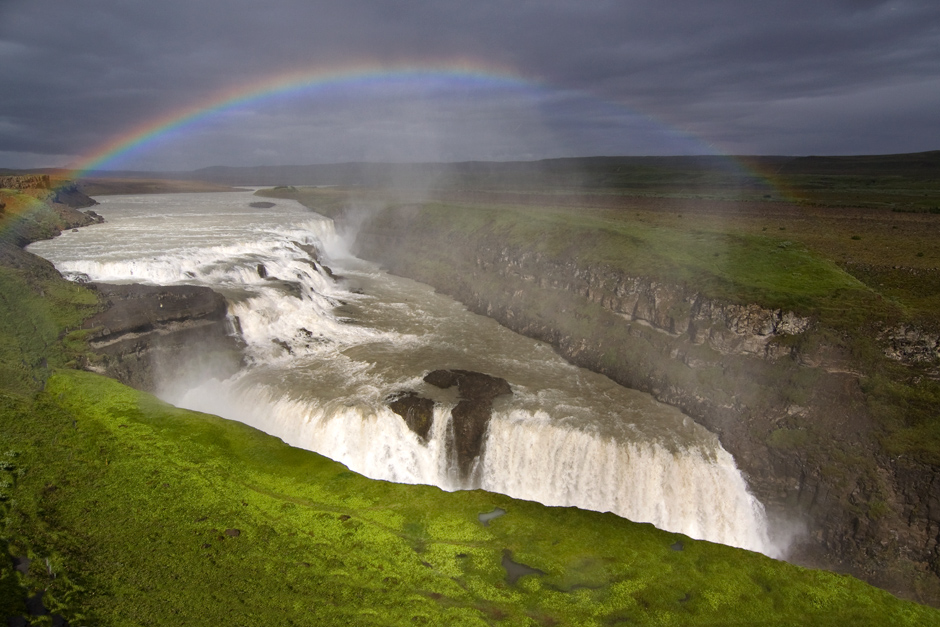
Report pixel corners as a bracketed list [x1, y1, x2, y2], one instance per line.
[81, 283, 244, 392]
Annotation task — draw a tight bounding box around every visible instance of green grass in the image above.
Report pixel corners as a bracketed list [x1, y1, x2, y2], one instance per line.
[371, 201, 879, 321]
[0, 261, 99, 395]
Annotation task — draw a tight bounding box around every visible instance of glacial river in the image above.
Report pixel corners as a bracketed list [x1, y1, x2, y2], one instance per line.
[28, 190, 778, 556]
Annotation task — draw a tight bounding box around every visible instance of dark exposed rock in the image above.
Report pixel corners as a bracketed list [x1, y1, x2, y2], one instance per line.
[81, 283, 243, 392]
[53, 182, 98, 209]
[257, 263, 268, 279]
[249, 201, 276, 208]
[291, 240, 321, 263]
[387, 391, 435, 441]
[424, 369, 512, 478]
[0, 190, 101, 248]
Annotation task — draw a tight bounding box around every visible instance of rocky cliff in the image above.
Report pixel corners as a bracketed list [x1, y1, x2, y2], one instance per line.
[353, 203, 940, 605]
[80, 283, 243, 393]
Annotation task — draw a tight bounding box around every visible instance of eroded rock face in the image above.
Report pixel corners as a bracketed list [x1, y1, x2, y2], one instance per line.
[82, 283, 243, 392]
[424, 369, 512, 479]
[0, 174, 51, 190]
[881, 324, 940, 366]
[387, 391, 435, 441]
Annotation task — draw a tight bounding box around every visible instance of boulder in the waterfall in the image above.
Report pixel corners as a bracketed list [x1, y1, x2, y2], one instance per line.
[423, 369, 512, 478]
[387, 391, 435, 441]
[291, 240, 321, 263]
[257, 264, 268, 279]
[249, 201, 276, 208]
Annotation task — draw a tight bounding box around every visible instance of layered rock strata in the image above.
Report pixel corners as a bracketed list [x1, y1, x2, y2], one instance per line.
[81, 283, 243, 393]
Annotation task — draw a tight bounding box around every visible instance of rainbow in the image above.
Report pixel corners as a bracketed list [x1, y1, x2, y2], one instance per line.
[67, 60, 544, 176]
[49, 59, 798, 202]
[64, 59, 727, 177]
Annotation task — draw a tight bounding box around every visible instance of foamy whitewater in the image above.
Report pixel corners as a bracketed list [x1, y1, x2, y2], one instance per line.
[29, 190, 779, 556]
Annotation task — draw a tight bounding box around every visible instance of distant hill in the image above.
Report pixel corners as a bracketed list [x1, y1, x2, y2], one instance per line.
[7, 150, 938, 189]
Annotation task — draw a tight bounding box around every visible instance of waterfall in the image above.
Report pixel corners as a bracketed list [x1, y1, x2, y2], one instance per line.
[28, 190, 780, 558]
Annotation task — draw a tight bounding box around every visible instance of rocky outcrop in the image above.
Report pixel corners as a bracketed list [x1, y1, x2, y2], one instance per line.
[1, 183, 241, 395]
[424, 369, 512, 478]
[881, 325, 940, 367]
[387, 391, 435, 441]
[0, 182, 101, 249]
[353, 206, 940, 606]
[81, 283, 243, 392]
[0, 174, 51, 190]
[476, 247, 812, 359]
[387, 370, 512, 479]
[52, 181, 98, 209]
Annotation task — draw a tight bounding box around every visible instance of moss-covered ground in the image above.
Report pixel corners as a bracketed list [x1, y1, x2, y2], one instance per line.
[3, 189, 940, 623]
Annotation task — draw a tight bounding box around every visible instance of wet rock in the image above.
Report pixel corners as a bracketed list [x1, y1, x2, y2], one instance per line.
[291, 240, 321, 263]
[249, 201, 276, 208]
[387, 391, 435, 441]
[424, 369, 512, 478]
[257, 263, 268, 278]
[81, 283, 244, 392]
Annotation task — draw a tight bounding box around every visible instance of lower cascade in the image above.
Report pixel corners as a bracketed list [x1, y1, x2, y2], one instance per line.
[28, 190, 780, 558]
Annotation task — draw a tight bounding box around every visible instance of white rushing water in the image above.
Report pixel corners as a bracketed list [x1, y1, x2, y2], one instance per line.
[29, 190, 778, 556]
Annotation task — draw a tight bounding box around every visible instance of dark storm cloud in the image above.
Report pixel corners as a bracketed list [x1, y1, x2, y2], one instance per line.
[1, 0, 938, 168]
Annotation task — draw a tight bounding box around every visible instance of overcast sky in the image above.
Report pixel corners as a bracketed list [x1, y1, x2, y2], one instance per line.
[1, 0, 938, 170]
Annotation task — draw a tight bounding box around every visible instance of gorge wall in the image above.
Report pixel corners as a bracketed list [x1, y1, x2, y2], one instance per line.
[352, 202, 940, 605]
[79, 282, 243, 393]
